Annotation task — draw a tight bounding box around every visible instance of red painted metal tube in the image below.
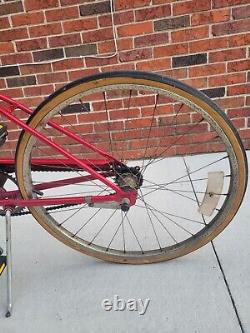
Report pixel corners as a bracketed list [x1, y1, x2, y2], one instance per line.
[0, 104, 123, 195]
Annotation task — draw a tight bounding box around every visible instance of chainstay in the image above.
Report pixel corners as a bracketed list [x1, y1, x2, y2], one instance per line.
[0, 166, 90, 216]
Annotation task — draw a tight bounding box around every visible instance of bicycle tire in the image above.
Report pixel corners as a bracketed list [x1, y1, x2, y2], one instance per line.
[15, 71, 248, 264]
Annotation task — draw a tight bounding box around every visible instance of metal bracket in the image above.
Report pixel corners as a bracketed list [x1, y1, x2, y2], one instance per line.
[199, 171, 224, 217]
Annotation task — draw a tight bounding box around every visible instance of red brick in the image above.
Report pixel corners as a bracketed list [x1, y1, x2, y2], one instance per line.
[126, 118, 156, 130]
[136, 58, 171, 71]
[98, 40, 116, 54]
[110, 108, 141, 120]
[46, 7, 79, 22]
[191, 8, 230, 25]
[49, 33, 81, 47]
[209, 73, 246, 87]
[117, 22, 153, 37]
[52, 58, 84, 71]
[0, 80, 6, 89]
[16, 38, 47, 51]
[212, 0, 249, 8]
[153, 0, 173, 3]
[239, 129, 250, 139]
[158, 68, 188, 79]
[98, 14, 112, 28]
[67, 69, 99, 86]
[78, 112, 107, 123]
[135, 5, 171, 21]
[85, 55, 118, 68]
[135, 32, 169, 48]
[183, 77, 208, 89]
[114, 11, 134, 25]
[229, 33, 250, 47]
[0, 1, 23, 16]
[0, 42, 15, 55]
[23, 85, 53, 97]
[0, 17, 10, 29]
[231, 118, 245, 128]
[63, 18, 97, 33]
[189, 63, 226, 77]
[37, 72, 68, 84]
[173, 0, 211, 15]
[209, 48, 247, 63]
[25, 0, 59, 11]
[20, 63, 52, 75]
[227, 84, 250, 96]
[154, 43, 188, 58]
[101, 63, 135, 72]
[212, 19, 250, 36]
[83, 27, 113, 43]
[228, 60, 250, 72]
[189, 37, 228, 53]
[0, 88, 23, 98]
[115, 0, 151, 10]
[11, 12, 44, 26]
[1, 53, 32, 66]
[215, 97, 245, 109]
[119, 48, 152, 63]
[117, 38, 134, 51]
[171, 26, 209, 42]
[29, 23, 62, 38]
[232, 5, 250, 19]
[18, 97, 44, 109]
[227, 107, 250, 118]
[0, 28, 28, 42]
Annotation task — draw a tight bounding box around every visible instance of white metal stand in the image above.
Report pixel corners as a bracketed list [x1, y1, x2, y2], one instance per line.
[0, 209, 13, 317]
[5, 209, 12, 317]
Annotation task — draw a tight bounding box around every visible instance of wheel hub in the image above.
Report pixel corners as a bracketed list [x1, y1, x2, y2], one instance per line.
[115, 166, 143, 192]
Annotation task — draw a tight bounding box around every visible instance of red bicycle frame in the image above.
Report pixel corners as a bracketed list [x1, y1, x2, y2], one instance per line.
[0, 94, 137, 208]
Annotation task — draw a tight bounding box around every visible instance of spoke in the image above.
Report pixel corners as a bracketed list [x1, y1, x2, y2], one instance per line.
[121, 89, 132, 162]
[139, 189, 162, 250]
[145, 102, 184, 168]
[125, 214, 144, 253]
[141, 155, 228, 199]
[142, 117, 205, 173]
[73, 208, 102, 237]
[103, 91, 114, 156]
[141, 187, 228, 196]
[134, 203, 204, 225]
[106, 212, 127, 251]
[59, 204, 87, 226]
[172, 174, 231, 184]
[121, 211, 126, 253]
[182, 157, 206, 225]
[88, 209, 117, 245]
[149, 208, 178, 244]
[142, 93, 159, 169]
[33, 126, 111, 193]
[138, 198, 195, 236]
[141, 184, 200, 203]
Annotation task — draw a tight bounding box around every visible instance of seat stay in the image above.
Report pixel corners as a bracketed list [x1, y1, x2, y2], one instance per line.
[0, 99, 123, 195]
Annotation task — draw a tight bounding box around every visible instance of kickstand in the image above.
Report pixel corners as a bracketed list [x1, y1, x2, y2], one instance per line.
[4, 209, 12, 317]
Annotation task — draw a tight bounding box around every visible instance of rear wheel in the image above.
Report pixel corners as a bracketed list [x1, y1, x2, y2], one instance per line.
[16, 71, 248, 264]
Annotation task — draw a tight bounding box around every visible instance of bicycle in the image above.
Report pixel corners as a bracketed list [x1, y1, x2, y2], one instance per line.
[0, 70, 248, 266]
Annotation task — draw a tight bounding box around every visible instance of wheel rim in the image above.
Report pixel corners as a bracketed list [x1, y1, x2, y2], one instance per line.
[16, 74, 247, 263]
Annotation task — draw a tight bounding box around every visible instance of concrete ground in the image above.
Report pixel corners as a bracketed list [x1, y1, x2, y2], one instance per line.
[0, 152, 249, 333]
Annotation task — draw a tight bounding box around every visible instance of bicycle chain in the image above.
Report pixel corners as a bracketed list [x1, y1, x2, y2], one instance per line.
[0, 169, 81, 217]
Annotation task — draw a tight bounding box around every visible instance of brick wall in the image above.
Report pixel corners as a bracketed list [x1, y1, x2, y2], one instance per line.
[0, 0, 249, 158]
